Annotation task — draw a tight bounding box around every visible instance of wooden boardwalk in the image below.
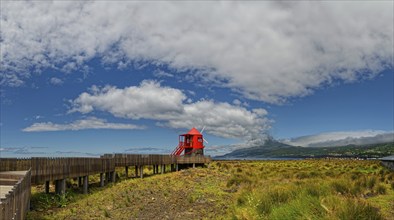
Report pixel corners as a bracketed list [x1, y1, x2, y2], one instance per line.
[0, 154, 211, 219]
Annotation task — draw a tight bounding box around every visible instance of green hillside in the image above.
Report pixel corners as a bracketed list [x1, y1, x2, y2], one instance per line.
[218, 141, 394, 159]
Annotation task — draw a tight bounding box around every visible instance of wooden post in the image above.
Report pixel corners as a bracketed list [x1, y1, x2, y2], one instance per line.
[45, 181, 50, 194]
[55, 179, 66, 195]
[140, 166, 144, 178]
[125, 166, 129, 178]
[55, 179, 61, 194]
[62, 179, 66, 194]
[83, 176, 88, 194]
[55, 180, 59, 194]
[112, 171, 116, 182]
[161, 165, 164, 174]
[135, 165, 138, 177]
[100, 173, 105, 187]
[176, 164, 179, 171]
[105, 172, 109, 184]
[193, 163, 196, 168]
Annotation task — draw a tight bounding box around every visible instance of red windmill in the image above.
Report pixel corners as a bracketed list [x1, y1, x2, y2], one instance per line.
[171, 127, 206, 156]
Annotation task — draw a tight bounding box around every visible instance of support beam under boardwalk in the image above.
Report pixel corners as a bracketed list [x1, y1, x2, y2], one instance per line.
[140, 166, 144, 178]
[55, 179, 66, 195]
[111, 171, 116, 183]
[100, 173, 105, 187]
[45, 181, 50, 194]
[83, 176, 89, 194]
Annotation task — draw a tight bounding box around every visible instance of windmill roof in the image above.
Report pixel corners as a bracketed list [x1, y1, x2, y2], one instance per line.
[186, 127, 201, 135]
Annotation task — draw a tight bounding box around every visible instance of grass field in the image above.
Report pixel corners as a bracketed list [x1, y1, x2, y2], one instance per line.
[27, 159, 394, 219]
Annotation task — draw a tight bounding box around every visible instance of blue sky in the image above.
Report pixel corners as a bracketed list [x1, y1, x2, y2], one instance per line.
[1, 1, 393, 157]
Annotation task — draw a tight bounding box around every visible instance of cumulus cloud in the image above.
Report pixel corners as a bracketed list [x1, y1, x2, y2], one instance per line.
[70, 81, 270, 141]
[69, 80, 186, 120]
[1, 2, 392, 103]
[49, 77, 63, 85]
[282, 130, 394, 147]
[22, 117, 144, 132]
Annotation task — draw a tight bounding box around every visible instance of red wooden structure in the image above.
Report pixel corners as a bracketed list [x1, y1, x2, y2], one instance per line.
[171, 128, 205, 156]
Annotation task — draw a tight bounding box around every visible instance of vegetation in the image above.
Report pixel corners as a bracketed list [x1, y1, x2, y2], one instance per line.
[220, 141, 394, 159]
[27, 160, 393, 219]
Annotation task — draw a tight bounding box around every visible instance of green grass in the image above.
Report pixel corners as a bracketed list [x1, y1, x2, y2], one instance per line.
[27, 160, 394, 219]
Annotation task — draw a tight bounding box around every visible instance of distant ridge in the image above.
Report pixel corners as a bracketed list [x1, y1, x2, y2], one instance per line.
[216, 138, 394, 159]
[216, 137, 300, 158]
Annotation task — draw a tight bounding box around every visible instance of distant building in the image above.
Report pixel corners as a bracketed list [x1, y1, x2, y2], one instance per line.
[380, 155, 394, 170]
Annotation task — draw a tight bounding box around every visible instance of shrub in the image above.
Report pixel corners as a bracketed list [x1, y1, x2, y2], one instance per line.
[295, 172, 310, 179]
[336, 199, 382, 220]
[269, 196, 325, 220]
[256, 197, 272, 215]
[367, 177, 377, 189]
[325, 170, 335, 177]
[331, 180, 350, 195]
[236, 196, 246, 206]
[227, 174, 251, 187]
[375, 184, 386, 195]
[269, 188, 295, 204]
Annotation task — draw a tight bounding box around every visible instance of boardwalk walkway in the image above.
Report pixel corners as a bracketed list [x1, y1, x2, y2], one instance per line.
[0, 154, 211, 219]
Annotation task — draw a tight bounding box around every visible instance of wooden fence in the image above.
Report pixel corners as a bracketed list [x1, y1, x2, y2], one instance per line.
[0, 169, 31, 220]
[30, 157, 115, 184]
[0, 155, 211, 185]
[0, 158, 115, 185]
[101, 154, 175, 166]
[101, 154, 211, 166]
[0, 158, 32, 172]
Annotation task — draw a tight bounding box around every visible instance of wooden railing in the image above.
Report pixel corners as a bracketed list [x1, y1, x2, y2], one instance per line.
[101, 154, 175, 166]
[101, 154, 211, 166]
[0, 155, 211, 185]
[0, 158, 114, 185]
[0, 158, 32, 172]
[30, 157, 115, 184]
[0, 169, 31, 220]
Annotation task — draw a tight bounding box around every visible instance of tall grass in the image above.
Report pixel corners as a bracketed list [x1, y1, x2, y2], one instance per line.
[219, 159, 392, 220]
[28, 159, 393, 219]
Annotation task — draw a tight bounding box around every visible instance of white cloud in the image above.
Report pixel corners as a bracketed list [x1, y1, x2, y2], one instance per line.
[1, 2, 392, 103]
[232, 99, 242, 106]
[49, 77, 63, 85]
[70, 81, 270, 141]
[70, 80, 186, 120]
[22, 117, 144, 132]
[153, 70, 174, 78]
[282, 130, 394, 147]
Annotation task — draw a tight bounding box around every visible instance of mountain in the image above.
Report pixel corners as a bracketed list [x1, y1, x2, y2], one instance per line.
[216, 138, 394, 159]
[282, 132, 394, 148]
[216, 137, 302, 158]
